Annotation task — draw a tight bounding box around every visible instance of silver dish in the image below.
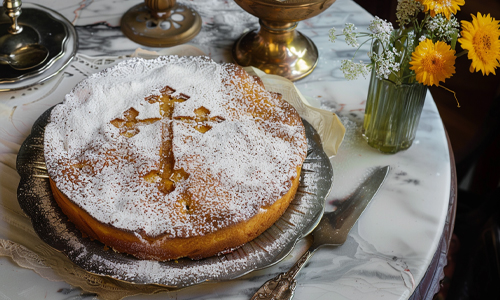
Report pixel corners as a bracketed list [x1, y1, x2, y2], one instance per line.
[16, 107, 333, 288]
[0, 3, 78, 90]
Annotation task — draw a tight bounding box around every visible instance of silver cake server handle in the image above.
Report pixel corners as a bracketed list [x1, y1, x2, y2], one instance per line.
[250, 165, 390, 300]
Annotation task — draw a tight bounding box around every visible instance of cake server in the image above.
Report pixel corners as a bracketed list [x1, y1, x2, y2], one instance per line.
[250, 165, 390, 300]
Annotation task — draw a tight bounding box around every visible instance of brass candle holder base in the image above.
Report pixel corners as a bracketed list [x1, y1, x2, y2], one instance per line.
[232, 0, 337, 81]
[121, 0, 201, 48]
[232, 20, 318, 81]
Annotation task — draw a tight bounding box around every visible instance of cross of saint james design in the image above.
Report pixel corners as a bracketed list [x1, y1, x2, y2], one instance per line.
[110, 85, 225, 195]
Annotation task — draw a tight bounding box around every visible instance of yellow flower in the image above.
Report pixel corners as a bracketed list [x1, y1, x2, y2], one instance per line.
[417, 0, 464, 19]
[459, 13, 500, 76]
[410, 39, 456, 86]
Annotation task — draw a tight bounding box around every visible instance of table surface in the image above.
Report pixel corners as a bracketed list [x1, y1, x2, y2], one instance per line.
[0, 0, 455, 299]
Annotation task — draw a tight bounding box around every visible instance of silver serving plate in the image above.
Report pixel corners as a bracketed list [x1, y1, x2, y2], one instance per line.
[0, 3, 78, 90]
[16, 107, 333, 288]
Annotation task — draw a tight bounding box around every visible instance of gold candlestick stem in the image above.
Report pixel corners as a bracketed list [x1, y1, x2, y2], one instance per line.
[3, 0, 22, 34]
[232, 0, 336, 81]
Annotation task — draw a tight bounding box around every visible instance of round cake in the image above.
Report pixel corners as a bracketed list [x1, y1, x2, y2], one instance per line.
[44, 56, 308, 261]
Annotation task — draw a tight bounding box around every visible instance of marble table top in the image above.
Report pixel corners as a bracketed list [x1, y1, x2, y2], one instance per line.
[0, 0, 453, 299]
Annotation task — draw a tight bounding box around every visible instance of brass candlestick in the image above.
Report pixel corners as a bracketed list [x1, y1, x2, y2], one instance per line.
[121, 0, 202, 47]
[232, 0, 336, 81]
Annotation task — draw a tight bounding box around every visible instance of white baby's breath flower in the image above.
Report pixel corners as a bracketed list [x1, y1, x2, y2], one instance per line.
[369, 47, 401, 80]
[368, 17, 394, 44]
[406, 30, 416, 48]
[419, 35, 427, 42]
[426, 14, 460, 42]
[396, 0, 423, 27]
[343, 23, 359, 47]
[340, 60, 372, 80]
[329, 27, 337, 43]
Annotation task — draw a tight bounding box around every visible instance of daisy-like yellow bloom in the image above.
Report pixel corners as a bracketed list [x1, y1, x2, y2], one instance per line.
[410, 39, 456, 86]
[459, 13, 500, 75]
[417, 0, 465, 19]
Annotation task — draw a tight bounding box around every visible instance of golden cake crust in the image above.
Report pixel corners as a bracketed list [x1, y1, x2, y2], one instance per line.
[50, 167, 300, 260]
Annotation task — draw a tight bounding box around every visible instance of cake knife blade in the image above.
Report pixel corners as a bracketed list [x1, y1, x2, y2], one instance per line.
[250, 165, 390, 300]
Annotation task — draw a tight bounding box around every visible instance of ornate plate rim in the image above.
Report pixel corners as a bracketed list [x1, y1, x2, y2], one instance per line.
[16, 106, 333, 288]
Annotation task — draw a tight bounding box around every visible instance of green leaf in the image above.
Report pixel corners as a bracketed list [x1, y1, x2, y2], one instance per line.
[450, 30, 459, 50]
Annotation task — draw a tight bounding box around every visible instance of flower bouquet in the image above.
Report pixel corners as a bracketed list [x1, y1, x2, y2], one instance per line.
[330, 0, 500, 153]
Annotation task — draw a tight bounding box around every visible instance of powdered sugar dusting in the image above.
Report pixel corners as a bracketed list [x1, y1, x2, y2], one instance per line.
[44, 56, 307, 238]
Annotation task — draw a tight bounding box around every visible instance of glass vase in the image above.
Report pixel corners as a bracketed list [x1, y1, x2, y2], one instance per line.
[362, 70, 427, 154]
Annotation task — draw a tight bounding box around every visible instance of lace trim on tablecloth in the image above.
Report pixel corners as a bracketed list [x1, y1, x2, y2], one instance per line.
[0, 239, 169, 299]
